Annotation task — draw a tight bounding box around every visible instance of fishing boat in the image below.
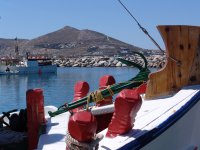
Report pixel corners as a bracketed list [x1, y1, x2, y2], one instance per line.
[1, 25, 199, 150]
[0, 36, 57, 75]
[0, 55, 57, 75]
[34, 25, 200, 150]
[36, 25, 199, 150]
[1, 2, 199, 150]
[0, 25, 200, 150]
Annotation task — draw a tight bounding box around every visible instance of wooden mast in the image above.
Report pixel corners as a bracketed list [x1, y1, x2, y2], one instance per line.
[145, 25, 200, 99]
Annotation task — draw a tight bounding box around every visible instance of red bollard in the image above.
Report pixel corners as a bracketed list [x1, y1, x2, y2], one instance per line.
[72, 81, 89, 113]
[95, 75, 115, 133]
[26, 89, 45, 150]
[68, 111, 97, 142]
[106, 89, 142, 138]
[135, 83, 147, 95]
[96, 75, 115, 106]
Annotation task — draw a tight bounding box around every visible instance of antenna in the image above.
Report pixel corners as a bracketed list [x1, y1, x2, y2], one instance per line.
[15, 37, 19, 56]
[117, 0, 165, 54]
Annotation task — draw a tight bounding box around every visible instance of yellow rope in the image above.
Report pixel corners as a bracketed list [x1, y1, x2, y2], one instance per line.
[86, 81, 144, 108]
[91, 91, 104, 103]
[106, 85, 114, 96]
[86, 90, 105, 109]
[86, 95, 91, 110]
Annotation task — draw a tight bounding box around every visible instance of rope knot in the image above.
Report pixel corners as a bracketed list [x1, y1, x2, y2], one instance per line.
[86, 90, 104, 110]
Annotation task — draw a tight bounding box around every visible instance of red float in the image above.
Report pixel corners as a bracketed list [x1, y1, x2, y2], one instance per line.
[68, 111, 97, 142]
[72, 81, 89, 113]
[106, 89, 142, 138]
[26, 89, 45, 150]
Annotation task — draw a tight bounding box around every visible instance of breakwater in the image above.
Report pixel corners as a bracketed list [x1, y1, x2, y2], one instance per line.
[54, 55, 166, 68]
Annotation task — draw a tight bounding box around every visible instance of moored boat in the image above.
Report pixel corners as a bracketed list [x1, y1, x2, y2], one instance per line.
[0, 37, 57, 75]
[0, 55, 57, 75]
[1, 25, 200, 150]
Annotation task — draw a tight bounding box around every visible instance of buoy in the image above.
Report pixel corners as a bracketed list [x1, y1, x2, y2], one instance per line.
[68, 111, 97, 142]
[106, 89, 142, 138]
[72, 81, 89, 113]
[26, 89, 45, 150]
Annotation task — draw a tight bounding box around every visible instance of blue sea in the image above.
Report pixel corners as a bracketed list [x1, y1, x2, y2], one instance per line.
[0, 67, 153, 113]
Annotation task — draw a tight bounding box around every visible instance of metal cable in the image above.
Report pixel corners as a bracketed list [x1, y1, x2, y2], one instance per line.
[117, 0, 165, 55]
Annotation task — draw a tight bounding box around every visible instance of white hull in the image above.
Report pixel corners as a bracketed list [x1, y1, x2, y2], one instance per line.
[37, 86, 200, 150]
[98, 86, 200, 150]
[142, 99, 200, 150]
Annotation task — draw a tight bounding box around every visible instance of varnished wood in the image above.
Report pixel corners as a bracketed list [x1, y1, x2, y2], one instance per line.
[145, 25, 200, 99]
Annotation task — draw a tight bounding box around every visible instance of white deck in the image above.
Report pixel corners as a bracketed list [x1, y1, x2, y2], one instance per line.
[37, 85, 200, 150]
[37, 106, 70, 150]
[99, 85, 200, 149]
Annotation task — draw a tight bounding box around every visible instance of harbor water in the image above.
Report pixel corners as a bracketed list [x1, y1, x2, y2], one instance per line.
[0, 67, 149, 113]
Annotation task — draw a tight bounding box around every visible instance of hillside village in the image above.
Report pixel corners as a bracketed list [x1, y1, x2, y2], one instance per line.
[0, 26, 165, 68]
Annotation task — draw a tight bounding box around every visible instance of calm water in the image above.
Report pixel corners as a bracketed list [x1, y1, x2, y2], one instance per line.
[0, 67, 146, 113]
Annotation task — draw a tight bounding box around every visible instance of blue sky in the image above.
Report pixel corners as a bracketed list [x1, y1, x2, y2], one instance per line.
[0, 0, 200, 49]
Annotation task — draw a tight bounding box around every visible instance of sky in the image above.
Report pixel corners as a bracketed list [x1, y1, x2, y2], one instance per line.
[0, 0, 200, 50]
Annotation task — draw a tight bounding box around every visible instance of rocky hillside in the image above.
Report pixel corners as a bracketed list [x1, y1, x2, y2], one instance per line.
[0, 26, 158, 58]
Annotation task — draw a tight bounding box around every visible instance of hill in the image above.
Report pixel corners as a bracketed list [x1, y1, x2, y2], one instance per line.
[0, 26, 150, 58]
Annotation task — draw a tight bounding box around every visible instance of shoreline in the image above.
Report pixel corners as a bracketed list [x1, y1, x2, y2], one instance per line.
[53, 55, 166, 68]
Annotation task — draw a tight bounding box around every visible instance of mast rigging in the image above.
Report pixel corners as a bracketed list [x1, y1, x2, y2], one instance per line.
[117, 0, 165, 54]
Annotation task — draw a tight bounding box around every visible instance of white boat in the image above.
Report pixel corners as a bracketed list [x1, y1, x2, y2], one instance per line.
[38, 25, 200, 150]
[1, 25, 200, 150]
[0, 56, 57, 75]
[38, 86, 200, 150]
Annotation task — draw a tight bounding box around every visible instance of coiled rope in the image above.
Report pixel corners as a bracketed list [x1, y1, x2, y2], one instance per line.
[66, 131, 103, 150]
